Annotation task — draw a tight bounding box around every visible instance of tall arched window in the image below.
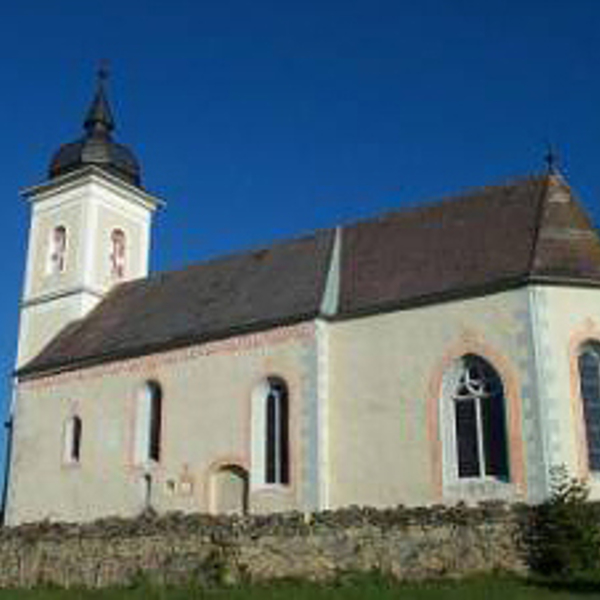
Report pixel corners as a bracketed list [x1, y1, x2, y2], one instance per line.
[110, 228, 126, 279]
[265, 378, 289, 484]
[251, 376, 290, 486]
[578, 343, 600, 472]
[64, 415, 82, 463]
[448, 355, 509, 480]
[135, 381, 163, 464]
[47, 225, 67, 274]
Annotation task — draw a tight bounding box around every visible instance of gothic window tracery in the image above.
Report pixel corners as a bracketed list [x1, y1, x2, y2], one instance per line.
[449, 355, 509, 480]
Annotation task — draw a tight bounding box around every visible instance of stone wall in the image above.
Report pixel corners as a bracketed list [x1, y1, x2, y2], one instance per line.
[0, 504, 529, 588]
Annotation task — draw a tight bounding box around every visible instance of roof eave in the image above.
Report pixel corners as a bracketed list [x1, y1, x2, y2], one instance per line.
[21, 165, 165, 209]
[16, 311, 320, 382]
[330, 273, 600, 322]
[18, 269, 600, 383]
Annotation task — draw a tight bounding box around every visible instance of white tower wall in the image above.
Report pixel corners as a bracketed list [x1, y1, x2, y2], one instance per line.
[17, 167, 160, 367]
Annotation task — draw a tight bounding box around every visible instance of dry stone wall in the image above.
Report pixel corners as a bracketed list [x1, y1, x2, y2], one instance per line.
[0, 504, 529, 588]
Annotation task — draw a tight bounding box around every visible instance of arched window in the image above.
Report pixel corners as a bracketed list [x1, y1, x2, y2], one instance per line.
[135, 381, 163, 464]
[110, 228, 126, 279]
[47, 225, 67, 274]
[265, 378, 289, 484]
[251, 377, 290, 486]
[578, 343, 600, 472]
[448, 355, 509, 480]
[64, 415, 82, 463]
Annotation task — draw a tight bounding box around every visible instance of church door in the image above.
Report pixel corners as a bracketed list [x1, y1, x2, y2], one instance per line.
[211, 465, 249, 515]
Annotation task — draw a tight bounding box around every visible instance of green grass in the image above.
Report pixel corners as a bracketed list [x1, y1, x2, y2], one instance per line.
[0, 575, 599, 600]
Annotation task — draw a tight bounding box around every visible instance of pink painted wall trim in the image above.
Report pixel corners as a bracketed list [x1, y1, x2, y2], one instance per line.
[427, 329, 526, 501]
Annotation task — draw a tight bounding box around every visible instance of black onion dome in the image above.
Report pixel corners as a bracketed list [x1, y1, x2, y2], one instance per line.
[49, 69, 141, 186]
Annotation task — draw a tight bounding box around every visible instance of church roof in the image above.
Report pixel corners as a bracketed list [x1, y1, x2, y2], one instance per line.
[19, 230, 335, 377]
[338, 173, 600, 317]
[18, 174, 600, 379]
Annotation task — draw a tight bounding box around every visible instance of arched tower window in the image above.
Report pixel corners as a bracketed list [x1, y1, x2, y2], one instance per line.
[446, 355, 509, 480]
[251, 376, 290, 486]
[47, 225, 67, 274]
[64, 415, 82, 463]
[110, 228, 126, 279]
[135, 381, 163, 464]
[578, 342, 600, 472]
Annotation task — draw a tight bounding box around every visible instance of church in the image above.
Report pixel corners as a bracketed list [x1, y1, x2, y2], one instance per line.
[5, 73, 600, 525]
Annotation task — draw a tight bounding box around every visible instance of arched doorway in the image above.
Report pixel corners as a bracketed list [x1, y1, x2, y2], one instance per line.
[210, 464, 249, 515]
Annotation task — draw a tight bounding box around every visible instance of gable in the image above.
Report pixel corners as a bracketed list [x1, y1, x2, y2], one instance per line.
[529, 179, 600, 280]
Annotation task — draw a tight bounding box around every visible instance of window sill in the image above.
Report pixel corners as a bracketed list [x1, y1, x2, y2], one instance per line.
[456, 475, 511, 484]
[444, 477, 515, 502]
[251, 483, 292, 493]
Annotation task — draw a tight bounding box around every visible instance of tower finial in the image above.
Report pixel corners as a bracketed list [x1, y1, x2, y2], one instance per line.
[544, 143, 560, 176]
[84, 61, 115, 136]
[98, 59, 109, 84]
[48, 64, 141, 185]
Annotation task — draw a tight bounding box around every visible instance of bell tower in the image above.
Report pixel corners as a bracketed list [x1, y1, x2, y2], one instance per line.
[16, 69, 162, 367]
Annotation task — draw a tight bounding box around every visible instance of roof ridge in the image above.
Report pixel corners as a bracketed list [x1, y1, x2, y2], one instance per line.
[525, 175, 552, 277]
[133, 227, 334, 288]
[336, 173, 548, 229]
[128, 174, 548, 290]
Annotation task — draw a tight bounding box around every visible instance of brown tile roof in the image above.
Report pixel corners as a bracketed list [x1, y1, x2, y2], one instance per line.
[20, 230, 334, 377]
[530, 178, 600, 280]
[339, 177, 544, 316]
[338, 174, 600, 316]
[18, 174, 600, 378]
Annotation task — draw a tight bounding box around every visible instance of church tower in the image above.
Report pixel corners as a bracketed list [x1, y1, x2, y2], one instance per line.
[16, 69, 161, 367]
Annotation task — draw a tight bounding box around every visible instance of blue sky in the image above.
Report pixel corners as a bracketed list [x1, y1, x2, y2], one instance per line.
[1, 0, 600, 498]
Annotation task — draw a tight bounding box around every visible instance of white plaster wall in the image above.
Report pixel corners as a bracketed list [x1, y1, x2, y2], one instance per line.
[17, 293, 99, 367]
[90, 188, 151, 288]
[326, 288, 539, 508]
[6, 324, 318, 525]
[17, 171, 156, 370]
[24, 177, 152, 301]
[528, 285, 600, 499]
[24, 197, 87, 300]
[15, 282, 596, 524]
